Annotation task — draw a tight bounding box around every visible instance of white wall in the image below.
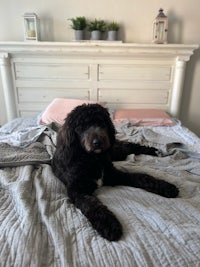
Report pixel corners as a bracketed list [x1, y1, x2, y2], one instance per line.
[0, 0, 200, 136]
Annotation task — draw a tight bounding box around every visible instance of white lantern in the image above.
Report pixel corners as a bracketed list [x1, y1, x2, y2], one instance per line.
[152, 8, 168, 44]
[23, 13, 39, 41]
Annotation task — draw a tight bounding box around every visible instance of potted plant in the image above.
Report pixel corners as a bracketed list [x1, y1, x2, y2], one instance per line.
[87, 19, 107, 40]
[107, 21, 120, 41]
[68, 16, 87, 40]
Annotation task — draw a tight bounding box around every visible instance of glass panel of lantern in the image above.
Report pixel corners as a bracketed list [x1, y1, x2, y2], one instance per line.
[152, 9, 168, 44]
[23, 13, 39, 41]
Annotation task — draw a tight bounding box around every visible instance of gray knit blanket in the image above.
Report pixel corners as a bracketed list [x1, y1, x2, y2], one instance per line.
[0, 118, 200, 267]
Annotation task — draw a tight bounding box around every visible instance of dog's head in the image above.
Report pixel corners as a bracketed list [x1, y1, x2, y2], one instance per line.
[58, 104, 116, 155]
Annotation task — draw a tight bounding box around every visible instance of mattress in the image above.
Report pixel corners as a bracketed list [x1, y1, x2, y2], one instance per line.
[0, 117, 200, 267]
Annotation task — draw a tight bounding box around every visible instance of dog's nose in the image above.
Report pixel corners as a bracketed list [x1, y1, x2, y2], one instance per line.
[92, 138, 102, 148]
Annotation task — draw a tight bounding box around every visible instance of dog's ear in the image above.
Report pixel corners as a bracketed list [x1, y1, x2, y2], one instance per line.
[103, 108, 116, 145]
[52, 118, 78, 174]
[57, 118, 77, 149]
[54, 120, 77, 165]
[108, 120, 116, 145]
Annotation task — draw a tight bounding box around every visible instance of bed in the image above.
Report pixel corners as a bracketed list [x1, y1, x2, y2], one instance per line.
[0, 42, 200, 267]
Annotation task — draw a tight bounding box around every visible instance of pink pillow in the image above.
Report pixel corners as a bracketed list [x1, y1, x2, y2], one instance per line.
[113, 109, 174, 126]
[39, 98, 106, 125]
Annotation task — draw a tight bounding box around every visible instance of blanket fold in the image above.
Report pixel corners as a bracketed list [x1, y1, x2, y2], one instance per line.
[0, 142, 51, 167]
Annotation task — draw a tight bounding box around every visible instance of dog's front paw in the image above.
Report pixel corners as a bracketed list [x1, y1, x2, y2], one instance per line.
[145, 147, 159, 156]
[91, 208, 123, 241]
[157, 180, 179, 198]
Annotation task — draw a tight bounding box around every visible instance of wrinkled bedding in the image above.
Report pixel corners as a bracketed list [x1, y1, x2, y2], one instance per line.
[0, 118, 200, 267]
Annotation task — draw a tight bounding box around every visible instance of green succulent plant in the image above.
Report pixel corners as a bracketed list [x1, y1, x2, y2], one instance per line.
[69, 16, 87, 30]
[87, 19, 107, 32]
[107, 21, 120, 31]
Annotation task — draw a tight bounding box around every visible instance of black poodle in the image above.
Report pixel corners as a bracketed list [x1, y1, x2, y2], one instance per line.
[52, 104, 179, 241]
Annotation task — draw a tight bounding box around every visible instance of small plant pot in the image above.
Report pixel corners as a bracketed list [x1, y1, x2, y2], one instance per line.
[90, 30, 101, 40]
[107, 30, 118, 41]
[74, 30, 84, 41]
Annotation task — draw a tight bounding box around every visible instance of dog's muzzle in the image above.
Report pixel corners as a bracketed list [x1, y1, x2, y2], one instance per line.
[81, 126, 110, 154]
[92, 137, 104, 153]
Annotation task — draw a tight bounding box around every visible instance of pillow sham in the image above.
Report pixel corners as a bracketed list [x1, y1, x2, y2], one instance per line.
[39, 98, 106, 125]
[113, 109, 174, 126]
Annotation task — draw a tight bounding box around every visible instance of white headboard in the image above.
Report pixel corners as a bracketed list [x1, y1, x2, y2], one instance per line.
[0, 42, 198, 121]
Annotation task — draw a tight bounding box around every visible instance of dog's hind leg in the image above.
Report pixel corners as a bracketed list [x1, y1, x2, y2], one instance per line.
[70, 193, 123, 241]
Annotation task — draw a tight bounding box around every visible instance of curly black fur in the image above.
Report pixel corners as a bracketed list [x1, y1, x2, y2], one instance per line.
[52, 104, 179, 241]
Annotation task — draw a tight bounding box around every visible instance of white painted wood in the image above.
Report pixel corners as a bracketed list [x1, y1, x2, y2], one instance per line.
[0, 42, 198, 120]
[17, 87, 90, 102]
[0, 53, 17, 120]
[98, 88, 169, 104]
[170, 60, 187, 117]
[98, 64, 172, 81]
[14, 63, 90, 80]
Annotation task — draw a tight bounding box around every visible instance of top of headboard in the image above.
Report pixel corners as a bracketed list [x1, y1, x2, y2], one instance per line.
[0, 41, 198, 58]
[0, 42, 198, 121]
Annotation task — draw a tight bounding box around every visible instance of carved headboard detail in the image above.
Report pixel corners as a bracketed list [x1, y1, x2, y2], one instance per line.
[0, 42, 198, 121]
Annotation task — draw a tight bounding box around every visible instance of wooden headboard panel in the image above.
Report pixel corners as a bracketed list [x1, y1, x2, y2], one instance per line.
[0, 42, 198, 121]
